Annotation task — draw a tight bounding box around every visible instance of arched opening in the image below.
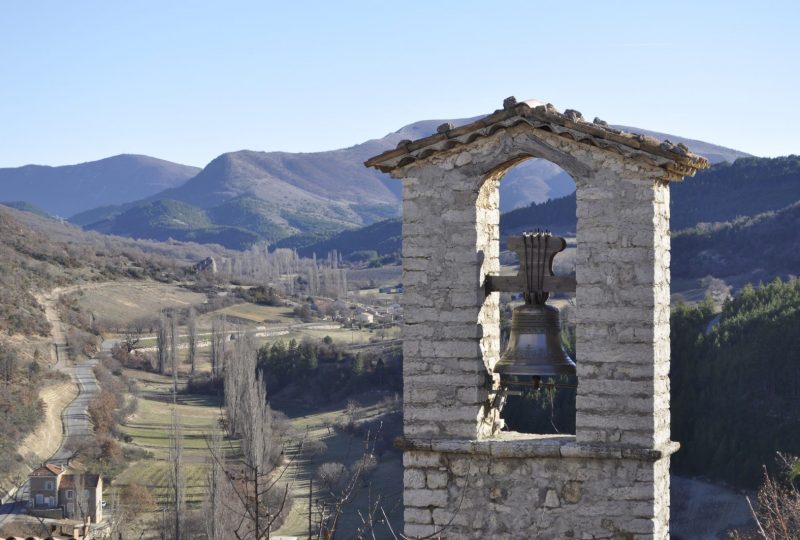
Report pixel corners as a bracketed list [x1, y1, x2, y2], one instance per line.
[491, 155, 578, 435]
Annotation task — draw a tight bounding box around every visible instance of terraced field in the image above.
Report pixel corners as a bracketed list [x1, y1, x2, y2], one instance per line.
[115, 372, 234, 507]
[273, 399, 404, 539]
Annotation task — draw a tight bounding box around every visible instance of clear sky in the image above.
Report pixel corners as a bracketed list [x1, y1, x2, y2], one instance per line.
[1, 1, 797, 168]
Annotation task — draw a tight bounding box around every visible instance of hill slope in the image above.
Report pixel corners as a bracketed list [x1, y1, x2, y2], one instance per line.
[672, 199, 800, 280]
[71, 117, 748, 250]
[499, 156, 800, 234]
[300, 156, 800, 285]
[0, 154, 200, 218]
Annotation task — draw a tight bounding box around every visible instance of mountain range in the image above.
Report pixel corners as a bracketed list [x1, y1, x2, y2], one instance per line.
[0, 116, 751, 250]
[298, 156, 800, 295]
[0, 154, 200, 218]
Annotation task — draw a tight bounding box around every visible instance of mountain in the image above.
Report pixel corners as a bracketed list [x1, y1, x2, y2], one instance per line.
[0, 154, 200, 218]
[613, 126, 750, 165]
[672, 199, 800, 281]
[85, 199, 261, 251]
[275, 217, 402, 260]
[0, 201, 54, 219]
[500, 156, 800, 234]
[298, 156, 800, 279]
[71, 117, 748, 250]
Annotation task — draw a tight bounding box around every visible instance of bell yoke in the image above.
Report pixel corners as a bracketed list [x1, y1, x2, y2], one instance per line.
[487, 231, 576, 387]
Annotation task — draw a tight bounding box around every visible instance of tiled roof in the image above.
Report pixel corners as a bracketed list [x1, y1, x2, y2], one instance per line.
[365, 97, 709, 181]
[59, 474, 101, 489]
[29, 463, 64, 476]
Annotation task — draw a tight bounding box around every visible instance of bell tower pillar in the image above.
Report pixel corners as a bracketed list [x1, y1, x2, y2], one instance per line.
[366, 99, 707, 539]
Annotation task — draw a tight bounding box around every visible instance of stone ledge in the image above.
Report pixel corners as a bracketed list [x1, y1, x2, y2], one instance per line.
[396, 432, 680, 462]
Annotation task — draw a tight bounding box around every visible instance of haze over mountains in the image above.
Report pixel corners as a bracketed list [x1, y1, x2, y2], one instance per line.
[0, 154, 200, 218]
[0, 116, 751, 250]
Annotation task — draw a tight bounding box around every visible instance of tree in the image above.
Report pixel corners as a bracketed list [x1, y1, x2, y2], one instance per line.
[168, 408, 185, 540]
[211, 316, 227, 381]
[209, 370, 290, 540]
[170, 312, 179, 399]
[730, 454, 800, 539]
[0, 344, 17, 383]
[188, 307, 197, 374]
[205, 431, 237, 540]
[316, 462, 347, 493]
[121, 482, 156, 518]
[73, 472, 89, 526]
[157, 311, 168, 374]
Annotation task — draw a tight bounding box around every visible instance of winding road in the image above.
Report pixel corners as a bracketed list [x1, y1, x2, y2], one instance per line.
[0, 288, 103, 529]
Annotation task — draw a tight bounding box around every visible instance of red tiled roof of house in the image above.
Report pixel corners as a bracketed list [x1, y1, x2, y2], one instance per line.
[29, 463, 64, 476]
[58, 474, 100, 489]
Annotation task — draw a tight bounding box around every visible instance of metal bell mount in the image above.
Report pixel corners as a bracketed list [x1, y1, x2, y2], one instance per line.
[486, 230, 576, 391]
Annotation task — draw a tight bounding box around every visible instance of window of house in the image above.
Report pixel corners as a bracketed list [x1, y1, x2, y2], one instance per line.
[35, 494, 43, 505]
[45, 481, 53, 491]
[66, 489, 74, 499]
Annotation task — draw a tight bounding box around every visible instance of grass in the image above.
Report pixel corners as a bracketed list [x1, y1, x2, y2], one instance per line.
[273, 399, 404, 538]
[214, 303, 296, 324]
[114, 370, 235, 510]
[121, 397, 224, 457]
[115, 460, 213, 505]
[72, 280, 206, 328]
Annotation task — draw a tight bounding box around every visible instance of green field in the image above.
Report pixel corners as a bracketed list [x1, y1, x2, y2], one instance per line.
[115, 370, 233, 509]
[273, 400, 404, 538]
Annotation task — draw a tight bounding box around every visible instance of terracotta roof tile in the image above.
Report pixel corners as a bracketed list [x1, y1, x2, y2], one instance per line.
[365, 97, 709, 181]
[29, 463, 64, 476]
[59, 474, 100, 489]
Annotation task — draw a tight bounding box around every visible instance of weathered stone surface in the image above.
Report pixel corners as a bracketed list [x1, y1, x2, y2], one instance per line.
[365, 101, 702, 539]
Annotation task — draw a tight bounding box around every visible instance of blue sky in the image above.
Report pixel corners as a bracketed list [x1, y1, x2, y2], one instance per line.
[1, 1, 797, 167]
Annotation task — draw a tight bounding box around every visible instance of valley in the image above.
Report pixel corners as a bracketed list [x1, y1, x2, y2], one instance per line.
[0, 114, 794, 540]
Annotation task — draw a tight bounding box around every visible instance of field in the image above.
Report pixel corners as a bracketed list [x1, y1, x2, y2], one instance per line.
[273, 399, 404, 539]
[70, 281, 207, 329]
[211, 302, 296, 324]
[115, 371, 231, 506]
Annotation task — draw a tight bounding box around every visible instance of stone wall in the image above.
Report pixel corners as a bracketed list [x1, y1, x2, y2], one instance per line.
[402, 437, 674, 539]
[397, 124, 678, 539]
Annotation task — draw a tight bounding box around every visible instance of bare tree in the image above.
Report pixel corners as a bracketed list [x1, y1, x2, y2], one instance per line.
[168, 408, 185, 540]
[208, 370, 291, 540]
[211, 316, 227, 381]
[223, 327, 256, 437]
[0, 343, 17, 383]
[170, 312, 178, 400]
[157, 311, 168, 374]
[188, 307, 197, 374]
[730, 454, 800, 539]
[205, 431, 237, 540]
[73, 472, 89, 526]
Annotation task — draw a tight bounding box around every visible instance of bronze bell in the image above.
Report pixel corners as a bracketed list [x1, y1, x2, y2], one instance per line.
[496, 303, 576, 379]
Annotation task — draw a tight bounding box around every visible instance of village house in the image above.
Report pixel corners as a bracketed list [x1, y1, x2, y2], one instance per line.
[27, 464, 103, 524]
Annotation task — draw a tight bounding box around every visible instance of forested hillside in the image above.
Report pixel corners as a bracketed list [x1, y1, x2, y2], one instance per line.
[672, 201, 800, 280]
[0, 205, 229, 338]
[671, 279, 800, 488]
[277, 217, 402, 261]
[498, 156, 800, 235]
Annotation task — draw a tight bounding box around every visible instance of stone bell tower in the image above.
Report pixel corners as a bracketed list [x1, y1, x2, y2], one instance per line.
[365, 98, 708, 539]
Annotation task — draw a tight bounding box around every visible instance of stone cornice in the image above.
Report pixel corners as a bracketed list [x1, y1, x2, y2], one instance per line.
[365, 98, 709, 181]
[397, 433, 680, 462]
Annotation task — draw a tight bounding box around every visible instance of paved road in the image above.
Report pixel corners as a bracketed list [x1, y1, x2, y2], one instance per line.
[49, 358, 100, 465]
[0, 289, 105, 530]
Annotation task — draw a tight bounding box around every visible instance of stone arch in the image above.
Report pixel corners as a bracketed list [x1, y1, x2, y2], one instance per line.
[366, 97, 708, 539]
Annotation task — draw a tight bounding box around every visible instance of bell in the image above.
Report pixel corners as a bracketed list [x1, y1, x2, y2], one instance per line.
[496, 303, 576, 379]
